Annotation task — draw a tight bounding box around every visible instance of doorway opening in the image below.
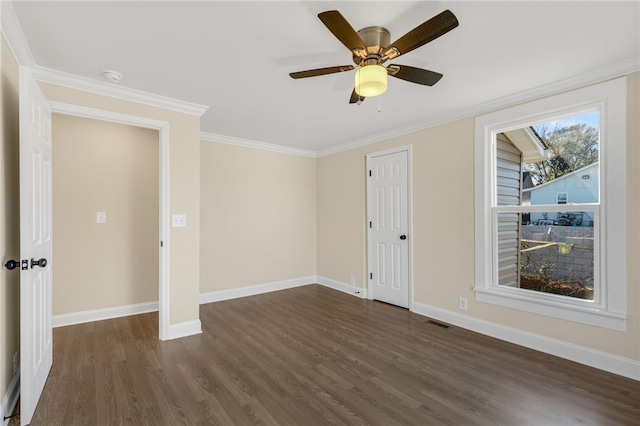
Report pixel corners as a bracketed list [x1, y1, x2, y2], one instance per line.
[50, 102, 171, 340]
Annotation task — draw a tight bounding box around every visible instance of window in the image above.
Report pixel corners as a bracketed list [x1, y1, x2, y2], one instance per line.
[474, 78, 627, 331]
[556, 192, 568, 204]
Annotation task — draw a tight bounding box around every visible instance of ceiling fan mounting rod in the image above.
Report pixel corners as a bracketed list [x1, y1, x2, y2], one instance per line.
[361, 57, 382, 67]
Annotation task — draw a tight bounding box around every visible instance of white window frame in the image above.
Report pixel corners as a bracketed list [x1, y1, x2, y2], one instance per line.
[556, 192, 568, 204]
[474, 78, 627, 331]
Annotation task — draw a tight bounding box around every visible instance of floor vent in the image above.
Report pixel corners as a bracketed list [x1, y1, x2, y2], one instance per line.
[425, 320, 452, 330]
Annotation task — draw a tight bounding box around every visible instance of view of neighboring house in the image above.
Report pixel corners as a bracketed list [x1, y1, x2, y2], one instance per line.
[523, 162, 599, 226]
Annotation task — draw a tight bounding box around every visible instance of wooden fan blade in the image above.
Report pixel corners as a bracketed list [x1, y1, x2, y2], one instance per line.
[382, 10, 458, 60]
[388, 64, 443, 86]
[318, 10, 367, 53]
[349, 89, 365, 104]
[289, 65, 354, 79]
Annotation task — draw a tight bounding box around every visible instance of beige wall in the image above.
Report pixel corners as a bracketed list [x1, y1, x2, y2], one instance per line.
[200, 142, 316, 292]
[0, 35, 20, 411]
[52, 114, 158, 315]
[39, 83, 201, 325]
[317, 73, 640, 362]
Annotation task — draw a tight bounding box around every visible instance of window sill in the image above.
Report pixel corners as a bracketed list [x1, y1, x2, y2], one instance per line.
[474, 287, 626, 331]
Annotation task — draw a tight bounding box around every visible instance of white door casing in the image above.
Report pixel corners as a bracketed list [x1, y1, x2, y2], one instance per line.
[47, 101, 171, 341]
[367, 148, 411, 309]
[19, 66, 53, 425]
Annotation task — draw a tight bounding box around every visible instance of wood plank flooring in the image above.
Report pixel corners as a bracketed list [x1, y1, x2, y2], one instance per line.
[16, 284, 640, 425]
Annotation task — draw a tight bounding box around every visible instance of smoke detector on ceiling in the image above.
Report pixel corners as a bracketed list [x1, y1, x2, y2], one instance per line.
[101, 69, 123, 83]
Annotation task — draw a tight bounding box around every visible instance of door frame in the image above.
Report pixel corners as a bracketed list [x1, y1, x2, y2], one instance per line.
[365, 145, 414, 310]
[48, 101, 172, 341]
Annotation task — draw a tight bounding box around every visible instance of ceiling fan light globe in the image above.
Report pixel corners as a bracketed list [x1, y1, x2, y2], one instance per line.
[355, 65, 387, 97]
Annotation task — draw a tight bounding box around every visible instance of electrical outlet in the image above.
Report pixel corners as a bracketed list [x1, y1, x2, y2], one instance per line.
[459, 297, 468, 311]
[13, 351, 18, 376]
[350, 276, 356, 286]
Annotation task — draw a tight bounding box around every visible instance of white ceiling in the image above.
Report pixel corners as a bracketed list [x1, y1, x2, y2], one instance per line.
[10, 1, 640, 153]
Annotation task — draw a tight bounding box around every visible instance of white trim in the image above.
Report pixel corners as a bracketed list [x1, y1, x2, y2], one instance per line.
[0, 3, 207, 117]
[33, 66, 208, 117]
[474, 288, 625, 331]
[48, 101, 172, 341]
[201, 132, 317, 158]
[199, 276, 366, 304]
[52, 302, 159, 328]
[316, 57, 639, 157]
[365, 146, 413, 309]
[167, 320, 202, 340]
[200, 276, 316, 304]
[2, 0, 636, 158]
[522, 126, 548, 158]
[316, 276, 368, 299]
[49, 102, 168, 130]
[1, 370, 20, 426]
[411, 301, 639, 381]
[474, 77, 627, 330]
[0, 2, 36, 67]
[159, 123, 171, 342]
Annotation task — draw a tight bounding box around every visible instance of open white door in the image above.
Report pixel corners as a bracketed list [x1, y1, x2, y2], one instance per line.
[19, 66, 53, 425]
[367, 148, 411, 308]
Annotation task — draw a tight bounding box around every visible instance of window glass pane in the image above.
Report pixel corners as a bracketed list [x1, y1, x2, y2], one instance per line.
[523, 112, 600, 205]
[557, 192, 568, 204]
[498, 212, 595, 300]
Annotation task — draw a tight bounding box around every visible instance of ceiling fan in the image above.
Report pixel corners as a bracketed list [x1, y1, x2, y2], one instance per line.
[289, 9, 459, 104]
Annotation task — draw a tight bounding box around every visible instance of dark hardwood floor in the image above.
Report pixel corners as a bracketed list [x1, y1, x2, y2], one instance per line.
[16, 284, 639, 425]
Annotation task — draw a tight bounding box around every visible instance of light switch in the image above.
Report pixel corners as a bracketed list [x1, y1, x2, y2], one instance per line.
[172, 214, 187, 228]
[96, 212, 106, 224]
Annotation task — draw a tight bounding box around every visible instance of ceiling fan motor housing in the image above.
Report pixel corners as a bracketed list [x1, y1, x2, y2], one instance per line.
[353, 26, 390, 64]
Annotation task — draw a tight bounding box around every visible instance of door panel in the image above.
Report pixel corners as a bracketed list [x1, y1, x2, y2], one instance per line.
[368, 150, 409, 308]
[19, 66, 53, 426]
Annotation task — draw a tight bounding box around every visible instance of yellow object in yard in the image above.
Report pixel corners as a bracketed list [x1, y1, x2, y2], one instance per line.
[521, 239, 556, 253]
[558, 243, 574, 254]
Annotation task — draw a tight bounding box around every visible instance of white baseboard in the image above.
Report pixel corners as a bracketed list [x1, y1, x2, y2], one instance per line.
[198, 275, 367, 305]
[199, 276, 316, 304]
[168, 319, 202, 340]
[52, 301, 159, 328]
[411, 301, 640, 381]
[316, 276, 367, 299]
[1, 369, 19, 426]
[50, 280, 636, 380]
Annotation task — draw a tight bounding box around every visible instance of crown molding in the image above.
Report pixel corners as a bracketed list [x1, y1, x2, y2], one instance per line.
[3, 0, 636, 157]
[0, 1, 35, 67]
[32, 66, 209, 117]
[204, 51, 637, 158]
[201, 131, 317, 158]
[1, 2, 207, 117]
[316, 56, 640, 157]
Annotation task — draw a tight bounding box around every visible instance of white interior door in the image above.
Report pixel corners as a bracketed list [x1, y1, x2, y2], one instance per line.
[367, 149, 410, 308]
[19, 66, 53, 426]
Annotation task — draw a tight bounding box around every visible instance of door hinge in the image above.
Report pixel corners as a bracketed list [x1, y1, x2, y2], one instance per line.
[160, 241, 163, 248]
[369, 221, 372, 228]
[369, 170, 372, 177]
[370, 272, 373, 280]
